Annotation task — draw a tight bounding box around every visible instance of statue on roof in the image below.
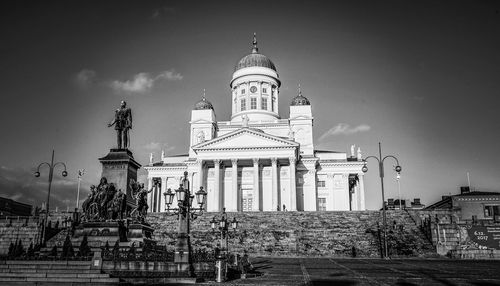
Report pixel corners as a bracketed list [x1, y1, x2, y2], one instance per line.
[242, 114, 249, 127]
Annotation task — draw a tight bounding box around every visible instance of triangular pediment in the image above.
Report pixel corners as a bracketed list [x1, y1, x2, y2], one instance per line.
[192, 128, 299, 151]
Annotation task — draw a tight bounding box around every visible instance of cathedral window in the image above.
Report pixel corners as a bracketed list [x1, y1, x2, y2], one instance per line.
[250, 98, 257, 109]
[317, 181, 326, 188]
[261, 98, 268, 110]
[240, 99, 246, 111]
[262, 87, 267, 94]
[241, 89, 246, 95]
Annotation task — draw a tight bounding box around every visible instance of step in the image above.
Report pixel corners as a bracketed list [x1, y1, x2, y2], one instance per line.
[46, 273, 110, 278]
[0, 273, 47, 278]
[6, 269, 101, 274]
[6, 265, 92, 270]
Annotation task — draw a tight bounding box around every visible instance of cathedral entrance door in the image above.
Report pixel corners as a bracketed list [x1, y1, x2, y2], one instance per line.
[242, 187, 253, 212]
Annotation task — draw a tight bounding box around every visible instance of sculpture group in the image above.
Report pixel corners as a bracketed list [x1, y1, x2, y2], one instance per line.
[81, 177, 151, 223]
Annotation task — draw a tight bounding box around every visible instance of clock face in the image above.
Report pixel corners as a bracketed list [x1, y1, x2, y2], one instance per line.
[250, 86, 257, 93]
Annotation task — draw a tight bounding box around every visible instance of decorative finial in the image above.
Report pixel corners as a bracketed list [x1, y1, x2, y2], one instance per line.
[298, 84, 302, 96]
[252, 32, 258, 53]
[202, 89, 206, 100]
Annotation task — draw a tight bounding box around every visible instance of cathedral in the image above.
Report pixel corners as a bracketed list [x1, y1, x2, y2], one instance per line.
[144, 35, 366, 213]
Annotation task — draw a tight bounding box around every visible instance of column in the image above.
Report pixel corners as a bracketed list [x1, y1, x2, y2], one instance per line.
[289, 157, 297, 211]
[303, 170, 317, 211]
[231, 159, 238, 212]
[245, 82, 250, 112]
[275, 86, 279, 114]
[352, 177, 359, 211]
[271, 158, 279, 211]
[160, 177, 167, 212]
[327, 174, 335, 211]
[253, 158, 260, 211]
[197, 159, 204, 193]
[359, 174, 366, 210]
[258, 82, 262, 110]
[214, 159, 221, 212]
[147, 177, 153, 211]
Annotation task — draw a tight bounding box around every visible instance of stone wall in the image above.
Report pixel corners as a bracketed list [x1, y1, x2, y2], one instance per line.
[147, 210, 435, 258]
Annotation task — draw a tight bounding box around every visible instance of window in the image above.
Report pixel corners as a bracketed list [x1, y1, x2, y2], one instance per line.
[241, 89, 246, 95]
[261, 98, 268, 110]
[318, 198, 327, 211]
[484, 205, 500, 218]
[250, 98, 257, 109]
[262, 87, 267, 94]
[240, 99, 246, 111]
[317, 181, 326, 188]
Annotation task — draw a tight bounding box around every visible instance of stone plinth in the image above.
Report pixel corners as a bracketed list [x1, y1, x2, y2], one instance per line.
[99, 149, 141, 211]
[128, 223, 156, 247]
[73, 221, 127, 248]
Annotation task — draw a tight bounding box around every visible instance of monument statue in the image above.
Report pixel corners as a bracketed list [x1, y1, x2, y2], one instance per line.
[129, 179, 153, 223]
[357, 147, 362, 160]
[108, 100, 132, 149]
[350, 144, 355, 157]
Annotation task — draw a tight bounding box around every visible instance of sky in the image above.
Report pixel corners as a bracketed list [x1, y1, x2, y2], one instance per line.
[1, 0, 499, 211]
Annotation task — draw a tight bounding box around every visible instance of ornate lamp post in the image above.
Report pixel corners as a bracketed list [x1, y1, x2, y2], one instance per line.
[163, 171, 207, 275]
[34, 150, 68, 244]
[210, 208, 238, 255]
[362, 142, 402, 259]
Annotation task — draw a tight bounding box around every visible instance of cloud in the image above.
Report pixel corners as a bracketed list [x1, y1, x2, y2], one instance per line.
[144, 142, 161, 150]
[110, 70, 183, 94]
[318, 123, 371, 141]
[151, 6, 177, 19]
[143, 142, 176, 152]
[74, 69, 96, 88]
[156, 69, 183, 81]
[110, 72, 154, 93]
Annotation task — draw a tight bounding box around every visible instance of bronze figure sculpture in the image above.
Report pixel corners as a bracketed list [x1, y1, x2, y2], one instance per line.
[108, 100, 132, 149]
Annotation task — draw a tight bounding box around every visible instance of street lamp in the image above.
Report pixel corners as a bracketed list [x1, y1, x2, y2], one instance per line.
[34, 150, 68, 244]
[163, 171, 207, 275]
[76, 169, 85, 211]
[210, 208, 238, 255]
[362, 142, 402, 259]
[396, 170, 402, 210]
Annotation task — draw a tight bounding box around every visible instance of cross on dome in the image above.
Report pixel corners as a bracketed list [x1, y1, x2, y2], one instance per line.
[252, 32, 258, 53]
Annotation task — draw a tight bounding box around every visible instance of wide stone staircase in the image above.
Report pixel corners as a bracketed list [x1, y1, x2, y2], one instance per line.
[0, 217, 41, 255]
[0, 260, 120, 285]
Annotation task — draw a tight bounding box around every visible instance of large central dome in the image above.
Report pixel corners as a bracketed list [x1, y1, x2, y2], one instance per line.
[235, 53, 276, 72]
[234, 34, 276, 72]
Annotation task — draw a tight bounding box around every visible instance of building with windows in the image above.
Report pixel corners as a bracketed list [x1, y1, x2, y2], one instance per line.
[144, 35, 365, 213]
[425, 187, 500, 222]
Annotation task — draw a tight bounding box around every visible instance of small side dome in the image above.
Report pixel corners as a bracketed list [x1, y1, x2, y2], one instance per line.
[194, 90, 214, 110]
[291, 85, 310, 106]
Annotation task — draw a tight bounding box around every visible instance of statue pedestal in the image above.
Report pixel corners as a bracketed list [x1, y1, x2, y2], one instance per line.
[73, 221, 156, 250]
[72, 221, 128, 250]
[99, 149, 141, 212]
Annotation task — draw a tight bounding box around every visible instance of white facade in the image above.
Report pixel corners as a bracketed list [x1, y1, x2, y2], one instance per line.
[144, 37, 365, 213]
